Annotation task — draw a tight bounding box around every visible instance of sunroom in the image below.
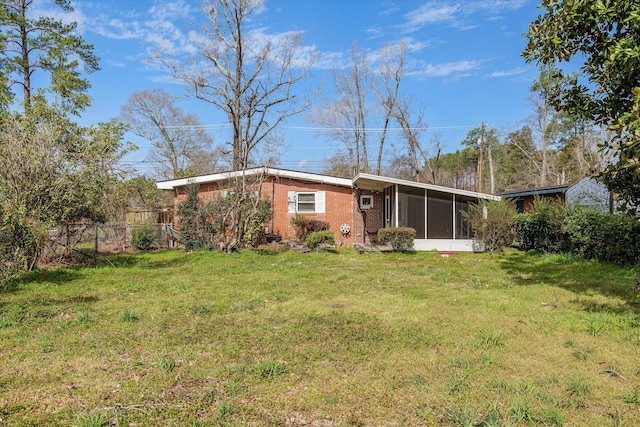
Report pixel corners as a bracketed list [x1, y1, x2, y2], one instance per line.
[353, 173, 501, 252]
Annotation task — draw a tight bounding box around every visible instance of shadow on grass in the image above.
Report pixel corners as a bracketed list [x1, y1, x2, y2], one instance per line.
[102, 251, 188, 269]
[499, 251, 639, 312]
[9, 268, 85, 289]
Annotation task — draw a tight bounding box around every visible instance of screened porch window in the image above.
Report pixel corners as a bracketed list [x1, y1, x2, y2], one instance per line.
[427, 191, 453, 239]
[455, 196, 474, 239]
[398, 186, 425, 239]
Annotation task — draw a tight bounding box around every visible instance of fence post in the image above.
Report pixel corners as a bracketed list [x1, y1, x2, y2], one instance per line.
[94, 223, 98, 254]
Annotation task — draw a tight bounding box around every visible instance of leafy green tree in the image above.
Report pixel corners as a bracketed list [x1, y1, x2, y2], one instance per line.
[0, 0, 99, 114]
[0, 108, 127, 225]
[0, 2, 127, 283]
[461, 126, 500, 193]
[523, 0, 640, 210]
[501, 126, 540, 191]
[0, 105, 128, 277]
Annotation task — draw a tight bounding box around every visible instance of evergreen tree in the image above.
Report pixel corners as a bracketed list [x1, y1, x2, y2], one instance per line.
[0, 0, 99, 114]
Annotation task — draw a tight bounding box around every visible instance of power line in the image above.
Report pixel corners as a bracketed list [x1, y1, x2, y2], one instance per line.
[159, 123, 479, 132]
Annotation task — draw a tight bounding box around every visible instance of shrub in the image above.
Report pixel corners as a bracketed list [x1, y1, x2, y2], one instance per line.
[464, 199, 517, 253]
[0, 212, 46, 286]
[378, 227, 416, 251]
[176, 182, 217, 251]
[564, 209, 640, 264]
[131, 225, 157, 250]
[514, 203, 640, 265]
[290, 215, 329, 241]
[513, 197, 565, 253]
[305, 230, 335, 249]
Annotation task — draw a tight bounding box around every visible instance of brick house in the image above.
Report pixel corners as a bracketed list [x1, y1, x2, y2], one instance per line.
[156, 167, 499, 251]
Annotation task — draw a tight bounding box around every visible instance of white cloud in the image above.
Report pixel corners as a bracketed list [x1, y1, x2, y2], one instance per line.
[313, 51, 348, 71]
[484, 67, 527, 78]
[401, 37, 432, 53]
[404, 3, 460, 29]
[410, 60, 480, 78]
[297, 159, 309, 169]
[82, 0, 200, 57]
[400, 0, 529, 32]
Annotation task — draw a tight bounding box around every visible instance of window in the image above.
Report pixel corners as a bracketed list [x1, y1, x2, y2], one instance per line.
[427, 191, 453, 239]
[398, 186, 425, 239]
[288, 191, 325, 213]
[360, 195, 373, 209]
[297, 193, 316, 212]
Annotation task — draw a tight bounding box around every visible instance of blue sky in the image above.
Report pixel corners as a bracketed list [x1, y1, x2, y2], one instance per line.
[58, 0, 544, 175]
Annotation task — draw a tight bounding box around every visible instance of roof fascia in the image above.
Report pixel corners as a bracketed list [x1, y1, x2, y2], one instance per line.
[156, 167, 352, 190]
[353, 173, 501, 200]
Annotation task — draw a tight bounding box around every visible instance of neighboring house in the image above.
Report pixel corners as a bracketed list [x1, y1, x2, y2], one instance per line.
[156, 167, 499, 252]
[502, 177, 612, 214]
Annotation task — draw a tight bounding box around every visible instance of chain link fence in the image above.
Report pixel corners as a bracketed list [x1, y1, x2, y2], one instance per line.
[42, 221, 178, 261]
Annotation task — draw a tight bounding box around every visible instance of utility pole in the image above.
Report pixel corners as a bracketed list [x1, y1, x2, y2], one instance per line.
[477, 122, 485, 193]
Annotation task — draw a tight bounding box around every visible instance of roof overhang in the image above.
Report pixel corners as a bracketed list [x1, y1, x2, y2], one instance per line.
[157, 167, 500, 201]
[500, 184, 569, 199]
[156, 167, 352, 190]
[353, 173, 501, 201]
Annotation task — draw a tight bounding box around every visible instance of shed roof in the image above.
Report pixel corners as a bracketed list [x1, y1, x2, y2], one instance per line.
[156, 167, 352, 190]
[353, 173, 501, 200]
[500, 184, 569, 199]
[156, 166, 500, 201]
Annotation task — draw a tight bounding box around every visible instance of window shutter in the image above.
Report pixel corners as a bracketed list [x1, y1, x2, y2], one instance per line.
[316, 191, 326, 213]
[288, 191, 296, 213]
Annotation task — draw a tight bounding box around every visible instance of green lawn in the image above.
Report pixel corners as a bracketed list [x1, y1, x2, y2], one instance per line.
[1, 248, 640, 426]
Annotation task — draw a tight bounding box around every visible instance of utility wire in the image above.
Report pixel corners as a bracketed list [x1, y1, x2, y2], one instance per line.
[159, 123, 479, 131]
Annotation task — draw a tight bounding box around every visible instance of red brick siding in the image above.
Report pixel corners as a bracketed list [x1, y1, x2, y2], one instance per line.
[269, 177, 356, 246]
[172, 176, 360, 246]
[519, 194, 565, 213]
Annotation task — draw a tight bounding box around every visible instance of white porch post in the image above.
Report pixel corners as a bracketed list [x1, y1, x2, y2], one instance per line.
[424, 188, 428, 239]
[394, 184, 398, 227]
[452, 194, 456, 240]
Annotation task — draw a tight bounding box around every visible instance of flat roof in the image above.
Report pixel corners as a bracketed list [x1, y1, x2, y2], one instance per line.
[156, 167, 352, 190]
[501, 184, 569, 198]
[353, 173, 501, 200]
[156, 167, 501, 201]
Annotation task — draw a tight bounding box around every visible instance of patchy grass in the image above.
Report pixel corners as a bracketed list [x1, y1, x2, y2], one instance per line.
[1, 248, 639, 425]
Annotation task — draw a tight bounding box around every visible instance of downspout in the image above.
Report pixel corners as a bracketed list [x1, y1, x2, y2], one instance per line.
[355, 186, 366, 243]
[271, 177, 276, 234]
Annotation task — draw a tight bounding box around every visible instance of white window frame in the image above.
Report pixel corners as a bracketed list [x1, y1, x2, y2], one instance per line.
[360, 194, 374, 210]
[297, 192, 316, 212]
[288, 191, 326, 214]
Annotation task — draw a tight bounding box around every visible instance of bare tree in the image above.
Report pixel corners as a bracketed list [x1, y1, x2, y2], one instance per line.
[154, 0, 314, 251]
[120, 88, 223, 179]
[157, 0, 314, 171]
[323, 151, 356, 178]
[312, 41, 373, 176]
[527, 65, 570, 186]
[393, 99, 430, 181]
[313, 41, 409, 176]
[375, 42, 405, 175]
